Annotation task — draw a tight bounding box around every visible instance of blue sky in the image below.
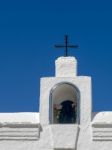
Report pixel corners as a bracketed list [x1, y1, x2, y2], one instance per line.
[0, 0, 112, 112]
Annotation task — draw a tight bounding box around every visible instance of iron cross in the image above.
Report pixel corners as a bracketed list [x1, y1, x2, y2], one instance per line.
[55, 35, 78, 57]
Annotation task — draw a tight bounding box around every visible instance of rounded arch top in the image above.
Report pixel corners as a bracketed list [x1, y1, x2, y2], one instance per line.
[49, 82, 80, 124]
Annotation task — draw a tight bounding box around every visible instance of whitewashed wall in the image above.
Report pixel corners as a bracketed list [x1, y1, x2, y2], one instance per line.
[0, 57, 111, 150]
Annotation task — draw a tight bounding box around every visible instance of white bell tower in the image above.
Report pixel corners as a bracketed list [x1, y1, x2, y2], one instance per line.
[39, 54, 92, 149]
[40, 56, 92, 125]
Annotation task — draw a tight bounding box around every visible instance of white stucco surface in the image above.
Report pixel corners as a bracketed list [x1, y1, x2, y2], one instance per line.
[92, 112, 112, 142]
[0, 112, 39, 125]
[0, 113, 40, 140]
[51, 124, 79, 149]
[92, 112, 112, 124]
[55, 56, 77, 77]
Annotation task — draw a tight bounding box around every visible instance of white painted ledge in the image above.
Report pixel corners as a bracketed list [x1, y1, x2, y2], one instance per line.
[0, 112, 40, 140]
[92, 112, 112, 141]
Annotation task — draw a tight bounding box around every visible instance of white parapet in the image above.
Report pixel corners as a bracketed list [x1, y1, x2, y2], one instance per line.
[0, 112, 40, 140]
[92, 112, 112, 141]
[55, 56, 77, 77]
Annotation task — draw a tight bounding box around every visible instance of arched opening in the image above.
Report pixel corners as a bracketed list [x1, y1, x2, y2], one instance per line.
[49, 82, 80, 124]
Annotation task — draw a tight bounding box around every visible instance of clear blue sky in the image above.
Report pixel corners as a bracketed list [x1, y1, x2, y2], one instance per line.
[0, 0, 112, 112]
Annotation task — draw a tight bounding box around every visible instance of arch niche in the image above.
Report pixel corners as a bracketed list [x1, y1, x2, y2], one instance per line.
[50, 82, 80, 124]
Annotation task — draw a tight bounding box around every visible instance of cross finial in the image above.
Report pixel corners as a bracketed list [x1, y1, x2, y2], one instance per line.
[55, 35, 78, 57]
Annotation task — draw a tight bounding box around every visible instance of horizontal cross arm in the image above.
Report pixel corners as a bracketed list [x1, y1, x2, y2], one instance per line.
[67, 45, 79, 48]
[55, 45, 66, 48]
